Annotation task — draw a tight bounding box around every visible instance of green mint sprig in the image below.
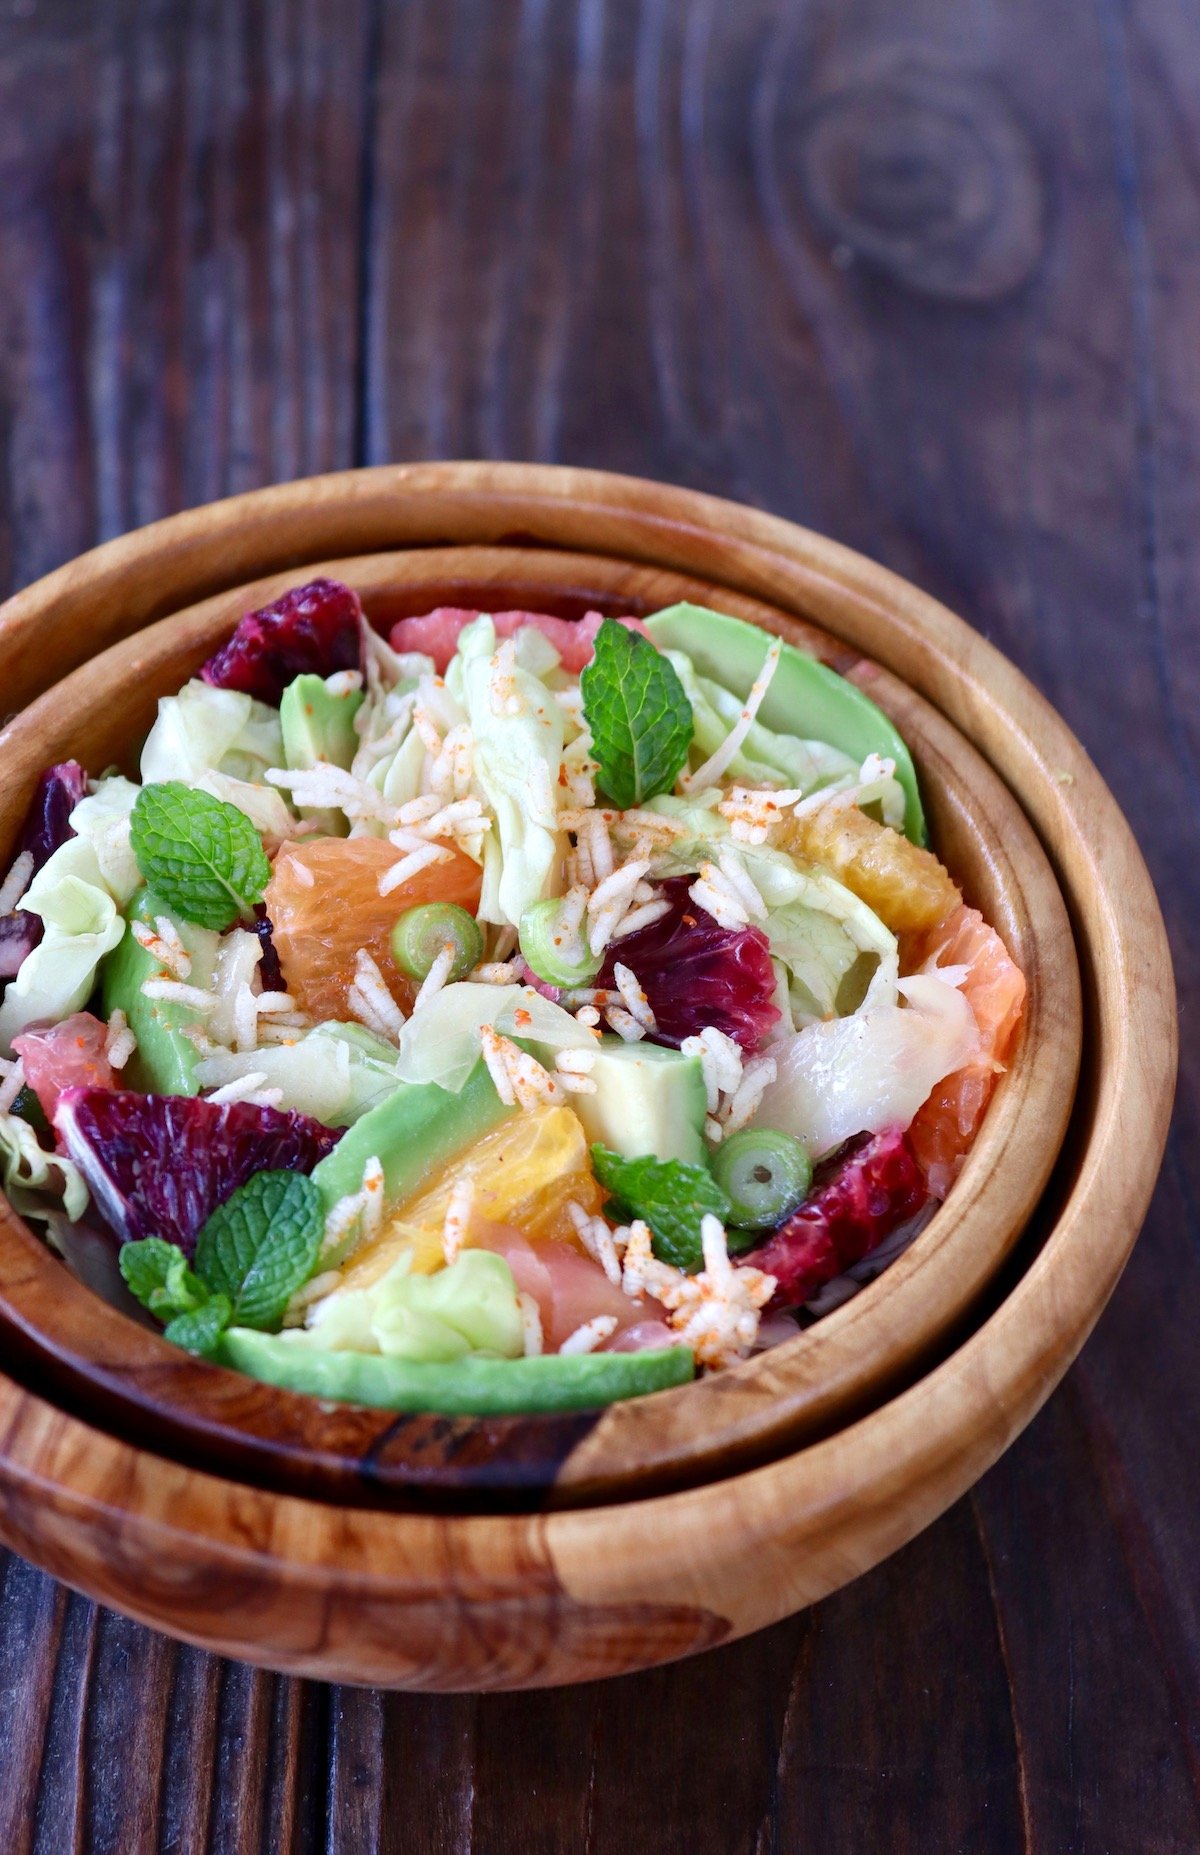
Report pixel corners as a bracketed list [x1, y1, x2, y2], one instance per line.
[580, 620, 693, 809]
[119, 1170, 325, 1355]
[591, 1144, 731, 1273]
[195, 1170, 324, 1330]
[129, 781, 272, 931]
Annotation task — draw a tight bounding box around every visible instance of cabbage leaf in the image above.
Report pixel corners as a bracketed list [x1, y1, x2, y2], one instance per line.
[300, 1249, 524, 1362]
[394, 981, 592, 1092]
[0, 840, 127, 1050]
[448, 617, 565, 928]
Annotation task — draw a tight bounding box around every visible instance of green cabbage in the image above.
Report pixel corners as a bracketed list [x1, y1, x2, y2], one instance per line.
[67, 776, 143, 905]
[0, 840, 127, 1050]
[300, 1249, 524, 1363]
[394, 981, 593, 1092]
[0, 1112, 89, 1222]
[193, 1021, 405, 1126]
[140, 679, 283, 786]
[448, 617, 565, 928]
[639, 797, 897, 1023]
[664, 648, 858, 793]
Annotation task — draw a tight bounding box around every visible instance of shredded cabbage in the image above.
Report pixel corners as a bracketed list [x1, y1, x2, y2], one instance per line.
[194, 1021, 404, 1126]
[394, 982, 592, 1092]
[0, 841, 127, 1050]
[665, 647, 858, 794]
[301, 1249, 524, 1362]
[753, 974, 979, 1156]
[0, 1112, 89, 1221]
[67, 776, 142, 906]
[140, 679, 283, 786]
[448, 617, 565, 928]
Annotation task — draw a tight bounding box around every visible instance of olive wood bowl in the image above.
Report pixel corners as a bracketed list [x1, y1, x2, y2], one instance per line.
[0, 466, 1173, 1688]
[0, 543, 1078, 1506]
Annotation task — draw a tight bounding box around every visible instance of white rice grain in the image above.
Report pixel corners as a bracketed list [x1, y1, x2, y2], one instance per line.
[559, 1315, 618, 1356]
[0, 851, 34, 916]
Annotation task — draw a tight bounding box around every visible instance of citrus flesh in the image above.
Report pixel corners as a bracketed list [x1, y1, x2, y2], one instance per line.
[781, 802, 961, 936]
[906, 904, 1026, 1197]
[264, 835, 483, 1023]
[330, 1105, 603, 1292]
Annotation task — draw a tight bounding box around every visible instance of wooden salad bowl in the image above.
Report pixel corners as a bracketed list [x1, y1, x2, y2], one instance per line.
[0, 465, 1173, 1688]
[0, 544, 1079, 1505]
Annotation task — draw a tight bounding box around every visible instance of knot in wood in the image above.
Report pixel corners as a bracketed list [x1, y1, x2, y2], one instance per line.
[794, 61, 1043, 302]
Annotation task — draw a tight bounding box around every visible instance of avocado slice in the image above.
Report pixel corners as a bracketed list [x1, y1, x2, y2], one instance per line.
[645, 603, 926, 843]
[215, 1326, 695, 1414]
[310, 1056, 514, 1221]
[564, 1035, 707, 1166]
[279, 672, 364, 835]
[100, 887, 219, 1095]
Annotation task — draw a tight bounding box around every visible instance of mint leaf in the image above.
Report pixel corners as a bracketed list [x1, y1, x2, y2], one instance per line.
[164, 1296, 232, 1356]
[591, 1144, 731, 1272]
[580, 620, 693, 809]
[194, 1169, 324, 1330]
[130, 781, 272, 930]
[119, 1237, 210, 1320]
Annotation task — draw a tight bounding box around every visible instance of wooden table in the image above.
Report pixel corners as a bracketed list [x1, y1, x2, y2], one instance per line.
[0, 1, 1193, 1848]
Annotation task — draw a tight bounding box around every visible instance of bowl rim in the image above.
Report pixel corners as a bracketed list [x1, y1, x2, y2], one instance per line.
[0, 543, 1079, 1505]
[0, 465, 1174, 1689]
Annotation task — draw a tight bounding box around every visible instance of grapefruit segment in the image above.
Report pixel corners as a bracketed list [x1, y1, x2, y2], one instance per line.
[906, 905, 1026, 1197]
[13, 1012, 116, 1118]
[388, 608, 650, 674]
[264, 836, 483, 1024]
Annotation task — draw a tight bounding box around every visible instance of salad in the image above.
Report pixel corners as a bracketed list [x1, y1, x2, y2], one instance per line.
[0, 579, 1024, 1416]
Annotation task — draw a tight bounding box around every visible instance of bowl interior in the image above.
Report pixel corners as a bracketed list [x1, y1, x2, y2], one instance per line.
[0, 546, 1080, 1507]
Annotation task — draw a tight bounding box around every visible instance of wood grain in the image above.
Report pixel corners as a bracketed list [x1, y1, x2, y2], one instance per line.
[0, 0, 1194, 1846]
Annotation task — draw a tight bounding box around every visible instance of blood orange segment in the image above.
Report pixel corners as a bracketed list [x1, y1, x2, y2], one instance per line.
[594, 876, 779, 1051]
[739, 1127, 928, 1310]
[906, 905, 1027, 1198]
[200, 578, 362, 704]
[12, 1012, 116, 1118]
[52, 1087, 340, 1254]
[264, 836, 483, 1023]
[781, 803, 960, 935]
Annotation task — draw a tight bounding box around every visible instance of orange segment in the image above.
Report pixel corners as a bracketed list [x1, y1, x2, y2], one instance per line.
[780, 803, 960, 936]
[264, 836, 482, 1022]
[907, 904, 1026, 1197]
[333, 1106, 603, 1291]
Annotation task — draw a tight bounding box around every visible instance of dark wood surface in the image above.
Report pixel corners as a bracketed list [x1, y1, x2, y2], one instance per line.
[0, 0, 1194, 1848]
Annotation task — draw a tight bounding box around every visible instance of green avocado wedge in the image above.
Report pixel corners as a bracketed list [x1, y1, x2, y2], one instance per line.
[644, 602, 926, 843]
[215, 1327, 696, 1414]
[100, 886, 219, 1095]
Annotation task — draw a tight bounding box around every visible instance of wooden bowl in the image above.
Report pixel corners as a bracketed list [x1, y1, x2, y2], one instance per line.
[0, 467, 1172, 1688]
[0, 545, 1078, 1505]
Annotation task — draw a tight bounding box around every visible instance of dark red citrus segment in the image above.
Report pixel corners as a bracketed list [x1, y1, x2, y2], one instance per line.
[596, 877, 779, 1052]
[200, 577, 363, 704]
[1, 761, 88, 980]
[53, 1087, 341, 1255]
[739, 1127, 928, 1310]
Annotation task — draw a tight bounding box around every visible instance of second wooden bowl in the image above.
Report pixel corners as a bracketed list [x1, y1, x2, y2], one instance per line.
[0, 466, 1171, 1689]
[0, 542, 1078, 1505]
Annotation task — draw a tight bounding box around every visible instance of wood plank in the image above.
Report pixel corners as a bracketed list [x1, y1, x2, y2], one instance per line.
[0, 0, 1195, 1847]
